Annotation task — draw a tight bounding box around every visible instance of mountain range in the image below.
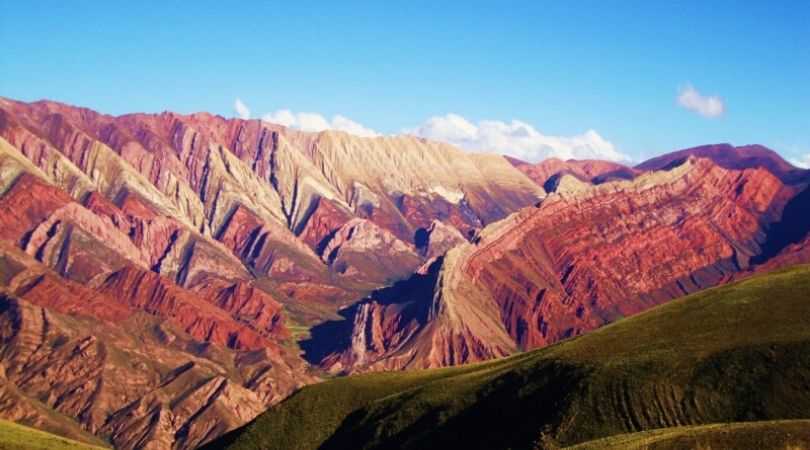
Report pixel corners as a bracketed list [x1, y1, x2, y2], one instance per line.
[0, 97, 808, 449]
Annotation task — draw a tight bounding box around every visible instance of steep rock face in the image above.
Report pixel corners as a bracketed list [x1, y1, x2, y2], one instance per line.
[0, 160, 309, 449]
[18, 98, 542, 245]
[317, 157, 799, 371]
[0, 101, 206, 231]
[22, 202, 149, 282]
[396, 193, 482, 240]
[193, 279, 288, 340]
[295, 196, 353, 252]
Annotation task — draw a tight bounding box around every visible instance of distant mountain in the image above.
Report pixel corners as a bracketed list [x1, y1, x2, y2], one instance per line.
[636, 143, 809, 184]
[309, 155, 808, 373]
[207, 265, 810, 450]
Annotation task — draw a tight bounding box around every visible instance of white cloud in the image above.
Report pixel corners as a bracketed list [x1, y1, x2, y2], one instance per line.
[677, 84, 725, 118]
[789, 154, 810, 169]
[234, 98, 251, 120]
[404, 114, 628, 162]
[262, 109, 378, 137]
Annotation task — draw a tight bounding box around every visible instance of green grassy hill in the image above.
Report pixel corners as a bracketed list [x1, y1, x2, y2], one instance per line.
[0, 420, 109, 450]
[207, 265, 810, 450]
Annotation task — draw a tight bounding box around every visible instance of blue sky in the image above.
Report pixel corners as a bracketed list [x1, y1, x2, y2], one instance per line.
[1, 1, 809, 163]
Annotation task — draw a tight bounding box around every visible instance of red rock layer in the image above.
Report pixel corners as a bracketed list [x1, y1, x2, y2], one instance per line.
[0, 174, 71, 242]
[296, 197, 353, 251]
[97, 267, 271, 351]
[318, 158, 803, 372]
[0, 244, 309, 450]
[464, 158, 792, 349]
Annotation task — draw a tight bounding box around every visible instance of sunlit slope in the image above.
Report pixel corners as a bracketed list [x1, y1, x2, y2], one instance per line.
[0, 420, 109, 450]
[209, 265, 810, 450]
[567, 420, 810, 450]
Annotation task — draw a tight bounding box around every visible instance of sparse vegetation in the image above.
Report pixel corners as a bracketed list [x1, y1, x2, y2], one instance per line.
[0, 420, 109, 450]
[567, 420, 810, 449]
[208, 265, 810, 450]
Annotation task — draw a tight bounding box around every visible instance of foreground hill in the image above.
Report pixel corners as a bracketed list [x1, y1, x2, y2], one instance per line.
[209, 264, 810, 450]
[569, 420, 810, 450]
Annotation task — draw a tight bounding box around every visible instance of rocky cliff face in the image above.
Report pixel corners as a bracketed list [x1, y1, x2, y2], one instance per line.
[315, 156, 806, 372]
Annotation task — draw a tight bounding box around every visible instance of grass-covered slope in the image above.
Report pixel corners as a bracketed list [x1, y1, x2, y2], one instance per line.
[568, 420, 810, 449]
[0, 420, 109, 450]
[209, 265, 810, 450]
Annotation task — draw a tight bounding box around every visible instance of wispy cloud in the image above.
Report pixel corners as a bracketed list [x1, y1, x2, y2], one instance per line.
[677, 84, 725, 118]
[404, 114, 628, 162]
[237, 100, 626, 163]
[262, 109, 378, 137]
[234, 98, 251, 119]
[789, 154, 810, 169]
